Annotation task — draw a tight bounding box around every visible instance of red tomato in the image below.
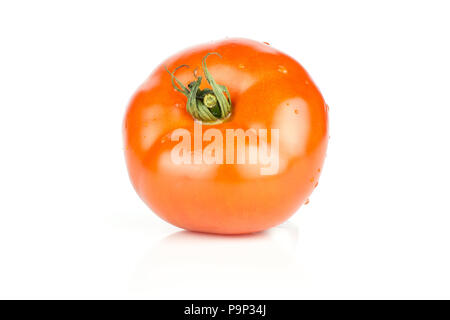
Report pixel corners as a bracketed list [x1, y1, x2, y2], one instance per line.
[123, 38, 328, 234]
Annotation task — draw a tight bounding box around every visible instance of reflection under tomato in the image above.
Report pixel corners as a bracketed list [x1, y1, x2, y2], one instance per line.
[131, 222, 302, 296]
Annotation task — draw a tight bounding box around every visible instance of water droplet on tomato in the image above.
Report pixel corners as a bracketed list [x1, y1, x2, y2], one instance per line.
[278, 65, 287, 74]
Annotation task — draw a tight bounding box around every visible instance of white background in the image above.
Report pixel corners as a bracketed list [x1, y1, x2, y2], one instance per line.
[1, 0, 449, 299]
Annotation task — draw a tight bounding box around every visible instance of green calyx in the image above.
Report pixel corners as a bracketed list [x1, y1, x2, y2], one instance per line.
[165, 52, 232, 124]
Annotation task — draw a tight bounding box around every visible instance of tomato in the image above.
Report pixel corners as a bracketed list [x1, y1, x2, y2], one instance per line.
[123, 38, 328, 234]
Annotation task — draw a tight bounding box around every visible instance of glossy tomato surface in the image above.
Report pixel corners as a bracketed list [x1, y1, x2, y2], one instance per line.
[124, 38, 328, 234]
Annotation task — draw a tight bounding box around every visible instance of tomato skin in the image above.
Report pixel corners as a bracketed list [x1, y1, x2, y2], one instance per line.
[124, 38, 328, 234]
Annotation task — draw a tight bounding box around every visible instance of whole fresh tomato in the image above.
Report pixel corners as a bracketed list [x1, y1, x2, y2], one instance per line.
[123, 38, 328, 234]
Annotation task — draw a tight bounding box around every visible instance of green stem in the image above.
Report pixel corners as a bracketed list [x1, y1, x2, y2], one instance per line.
[165, 53, 232, 124]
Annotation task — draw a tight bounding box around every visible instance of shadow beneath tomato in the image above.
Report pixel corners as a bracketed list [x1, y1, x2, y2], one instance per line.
[130, 222, 302, 297]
